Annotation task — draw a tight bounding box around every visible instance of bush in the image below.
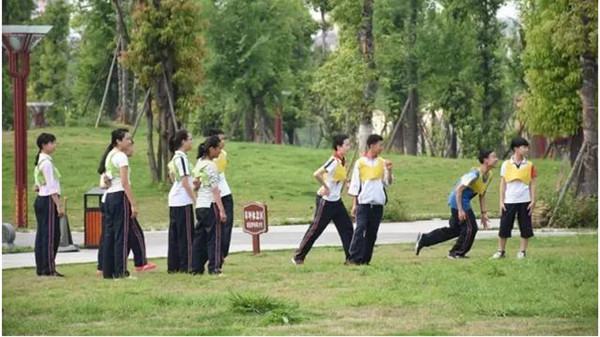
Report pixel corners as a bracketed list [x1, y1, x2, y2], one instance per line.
[541, 193, 598, 228]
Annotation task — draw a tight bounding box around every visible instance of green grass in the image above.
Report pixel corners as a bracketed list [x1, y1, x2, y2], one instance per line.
[2, 235, 597, 335]
[3, 125, 564, 230]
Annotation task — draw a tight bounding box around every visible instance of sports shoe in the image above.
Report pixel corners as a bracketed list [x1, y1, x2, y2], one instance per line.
[344, 260, 359, 266]
[291, 257, 304, 265]
[135, 262, 156, 272]
[491, 250, 506, 259]
[517, 251, 526, 259]
[414, 233, 423, 256]
[50, 271, 65, 277]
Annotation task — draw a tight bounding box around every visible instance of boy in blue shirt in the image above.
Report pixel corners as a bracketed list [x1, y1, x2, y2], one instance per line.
[415, 149, 498, 259]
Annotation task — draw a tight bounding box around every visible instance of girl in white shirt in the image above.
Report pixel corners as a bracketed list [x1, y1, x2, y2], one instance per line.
[191, 135, 227, 275]
[97, 128, 136, 279]
[33, 133, 64, 277]
[167, 129, 196, 273]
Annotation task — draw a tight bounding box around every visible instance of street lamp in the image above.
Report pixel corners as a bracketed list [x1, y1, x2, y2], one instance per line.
[3, 25, 52, 228]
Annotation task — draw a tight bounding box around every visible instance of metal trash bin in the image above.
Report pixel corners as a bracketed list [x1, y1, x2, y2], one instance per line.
[84, 187, 105, 248]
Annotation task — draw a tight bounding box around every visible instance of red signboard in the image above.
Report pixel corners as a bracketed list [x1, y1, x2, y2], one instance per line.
[243, 202, 268, 235]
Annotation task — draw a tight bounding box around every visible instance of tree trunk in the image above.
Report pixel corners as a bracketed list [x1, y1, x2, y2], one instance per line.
[357, 0, 377, 152]
[146, 95, 159, 182]
[578, 50, 598, 196]
[405, 0, 419, 155]
[115, 0, 130, 124]
[246, 91, 257, 141]
[320, 6, 327, 54]
[257, 95, 268, 143]
[393, 122, 405, 154]
[406, 89, 419, 154]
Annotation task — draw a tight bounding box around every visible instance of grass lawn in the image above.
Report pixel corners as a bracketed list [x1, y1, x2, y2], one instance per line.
[3, 125, 564, 230]
[2, 235, 597, 335]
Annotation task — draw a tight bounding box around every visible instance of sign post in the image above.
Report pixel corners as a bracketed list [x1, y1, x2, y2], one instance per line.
[242, 202, 268, 254]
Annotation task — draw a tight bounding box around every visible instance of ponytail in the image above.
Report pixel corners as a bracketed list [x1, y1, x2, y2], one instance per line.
[97, 144, 114, 174]
[34, 133, 56, 165]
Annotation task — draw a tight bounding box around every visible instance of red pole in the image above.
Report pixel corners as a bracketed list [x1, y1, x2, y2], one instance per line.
[9, 51, 30, 228]
[252, 235, 260, 254]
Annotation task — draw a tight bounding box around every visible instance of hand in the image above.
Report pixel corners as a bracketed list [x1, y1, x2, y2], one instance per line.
[527, 201, 535, 216]
[384, 160, 393, 170]
[481, 213, 489, 229]
[458, 209, 467, 221]
[500, 202, 506, 212]
[130, 204, 138, 219]
[103, 174, 111, 188]
[193, 179, 200, 190]
[220, 211, 227, 223]
[321, 186, 330, 196]
[57, 208, 65, 218]
[351, 205, 357, 218]
[32, 185, 40, 192]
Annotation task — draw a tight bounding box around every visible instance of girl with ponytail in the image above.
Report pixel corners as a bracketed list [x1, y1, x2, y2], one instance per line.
[166, 129, 196, 273]
[33, 132, 64, 277]
[191, 136, 227, 275]
[99, 128, 137, 279]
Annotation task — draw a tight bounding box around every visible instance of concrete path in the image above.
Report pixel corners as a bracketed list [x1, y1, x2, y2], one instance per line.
[2, 218, 591, 269]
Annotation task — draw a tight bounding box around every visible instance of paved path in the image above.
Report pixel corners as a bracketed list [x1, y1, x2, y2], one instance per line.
[2, 218, 591, 269]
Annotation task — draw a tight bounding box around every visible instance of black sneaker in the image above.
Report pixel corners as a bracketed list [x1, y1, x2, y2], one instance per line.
[415, 233, 423, 256]
[51, 271, 65, 277]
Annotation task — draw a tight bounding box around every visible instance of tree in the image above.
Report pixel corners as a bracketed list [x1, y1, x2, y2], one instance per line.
[29, 0, 73, 126]
[122, 0, 207, 181]
[70, 0, 118, 125]
[520, 0, 597, 196]
[203, 0, 316, 142]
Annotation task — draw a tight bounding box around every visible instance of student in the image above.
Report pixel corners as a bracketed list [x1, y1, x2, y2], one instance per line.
[292, 134, 354, 264]
[207, 129, 234, 261]
[97, 141, 156, 274]
[167, 129, 196, 273]
[191, 136, 227, 275]
[98, 128, 136, 279]
[492, 137, 537, 259]
[33, 133, 64, 277]
[346, 134, 393, 265]
[415, 149, 498, 258]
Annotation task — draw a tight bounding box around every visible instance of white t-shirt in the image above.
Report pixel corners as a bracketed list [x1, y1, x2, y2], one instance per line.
[194, 159, 220, 208]
[37, 153, 61, 197]
[168, 151, 195, 207]
[500, 157, 534, 204]
[319, 156, 345, 202]
[218, 173, 232, 197]
[348, 156, 393, 205]
[105, 150, 129, 195]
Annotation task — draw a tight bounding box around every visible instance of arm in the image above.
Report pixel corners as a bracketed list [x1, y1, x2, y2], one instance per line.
[479, 194, 489, 229]
[527, 178, 536, 215]
[212, 186, 226, 223]
[182, 176, 196, 201]
[384, 160, 393, 185]
[455, 184, 467, 221]
[120, 166, 137, 218]
[499, 177, 507, 212]
[313, 167, 330, 196]
[42, 163, 63, 216]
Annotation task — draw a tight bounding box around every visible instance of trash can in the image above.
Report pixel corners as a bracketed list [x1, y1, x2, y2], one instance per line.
[84, 187, 105, 248]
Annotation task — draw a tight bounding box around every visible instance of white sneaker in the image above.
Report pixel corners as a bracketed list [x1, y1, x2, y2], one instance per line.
[517, 251, 526, 259]
[491, 250, 506, 259]
[414, 233, 423, 256]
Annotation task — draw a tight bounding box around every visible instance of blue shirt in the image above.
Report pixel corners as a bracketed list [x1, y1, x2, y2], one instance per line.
[447, 169, 481, 210]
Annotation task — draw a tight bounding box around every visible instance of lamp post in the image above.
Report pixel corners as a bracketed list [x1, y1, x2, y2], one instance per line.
[3, 25, 52, 228]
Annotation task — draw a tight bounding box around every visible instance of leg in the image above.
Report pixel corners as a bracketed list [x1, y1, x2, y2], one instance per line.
[331, 200, 354, 260]
[97, 203, 106, 272]
[348, 204, 370, 263]
[34, 196, 47, 275]
[102, 197, 116, 279]
[207, 204, 222, 273]
[129, 218, 147, 267]
[498, 203, 518, 251]
[167, 207, 180, 272]
[49, 199, 61, 274]
[516, 202, 534, 253]
[293, 196, 335, 261]
[192, 207, 209, 274]
[363, 205, 383, 264]
[451, 209, 478, 256]
[112, 193, 129, 278]
[177, 205, 194, 272]
[420, 209, 461, 248]
[221, 195, 234, 259]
